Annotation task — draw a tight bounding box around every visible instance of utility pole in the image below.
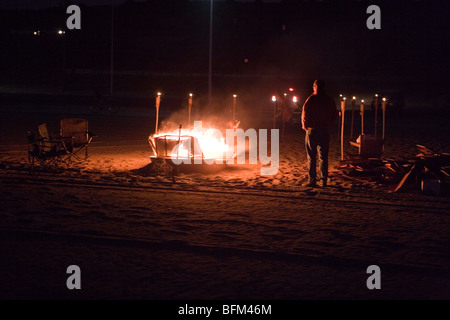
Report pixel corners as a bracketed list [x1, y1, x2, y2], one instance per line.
[208, 0, 213, 109]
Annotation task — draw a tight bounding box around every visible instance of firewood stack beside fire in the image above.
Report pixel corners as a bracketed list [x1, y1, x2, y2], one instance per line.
[337, 145, 450, 196]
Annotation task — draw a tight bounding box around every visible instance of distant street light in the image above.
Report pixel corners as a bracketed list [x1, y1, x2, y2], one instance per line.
[56, 29, 67, 90]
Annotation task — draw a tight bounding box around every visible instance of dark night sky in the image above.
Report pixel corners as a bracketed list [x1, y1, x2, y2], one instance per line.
[0, 0, 449, 101]
[0, 0, 283, 9]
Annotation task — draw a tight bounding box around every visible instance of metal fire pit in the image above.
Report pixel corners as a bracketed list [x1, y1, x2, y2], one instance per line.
[149, 135, 203, 160]
[148, 134, 228, 174]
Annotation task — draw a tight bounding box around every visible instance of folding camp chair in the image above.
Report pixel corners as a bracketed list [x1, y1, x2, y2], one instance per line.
[59, 118, 94, 160]
[37, 123, 60, 151]
[27, 129, 70, 171]
[38, 123, 51, 140]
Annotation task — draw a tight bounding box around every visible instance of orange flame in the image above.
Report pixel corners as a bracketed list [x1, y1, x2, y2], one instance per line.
[151, 125, 231, 161]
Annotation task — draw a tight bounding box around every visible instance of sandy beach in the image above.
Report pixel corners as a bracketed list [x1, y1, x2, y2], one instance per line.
[0, 100, 449, 301]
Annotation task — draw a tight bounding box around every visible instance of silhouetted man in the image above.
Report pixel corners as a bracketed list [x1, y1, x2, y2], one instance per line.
[301, 80, 338, 187]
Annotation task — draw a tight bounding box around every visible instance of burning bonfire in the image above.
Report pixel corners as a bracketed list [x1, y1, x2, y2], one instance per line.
[146, 93, 278, 177]
[149, 92, 241, 166]
[148, 121, 239, 165]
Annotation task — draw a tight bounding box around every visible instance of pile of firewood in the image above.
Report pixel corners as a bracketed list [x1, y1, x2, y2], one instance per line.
[397, 145, 450, 195]
[338, 145, 450, 195]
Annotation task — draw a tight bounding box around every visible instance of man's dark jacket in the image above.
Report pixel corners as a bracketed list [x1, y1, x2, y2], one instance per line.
[301, 92, 338, 129]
